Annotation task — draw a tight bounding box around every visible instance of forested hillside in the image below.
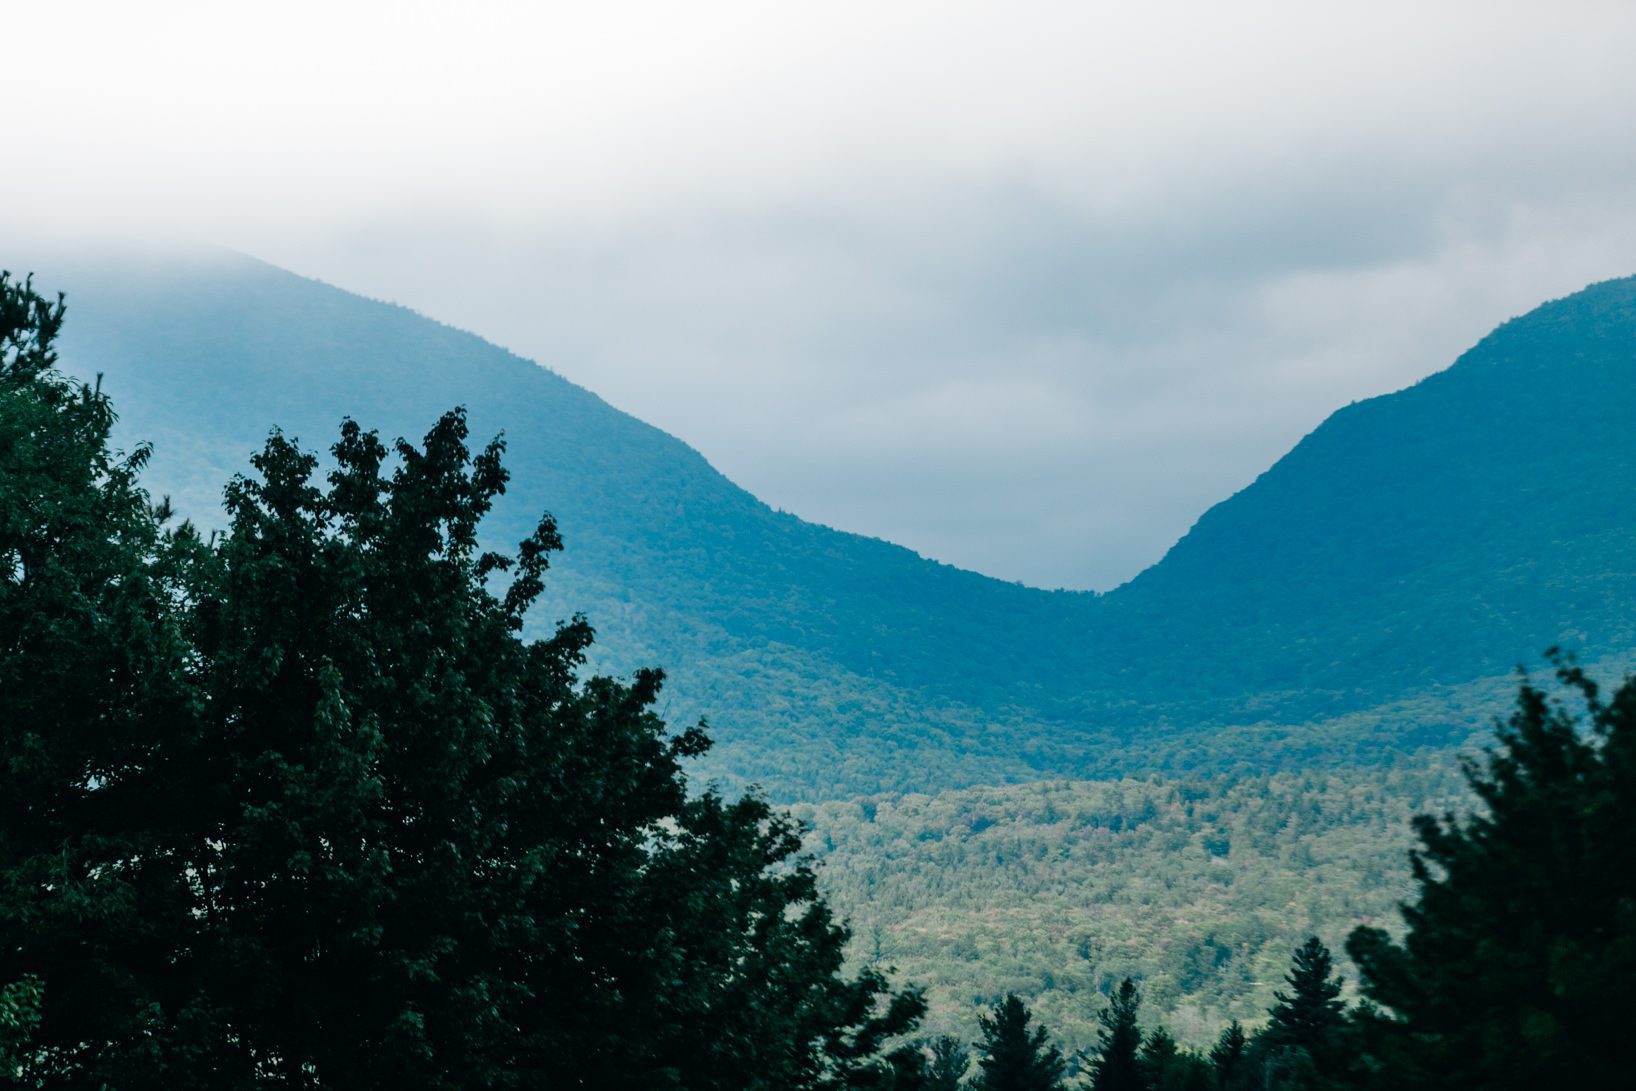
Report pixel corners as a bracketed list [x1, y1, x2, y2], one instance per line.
[796, 761, 1469, 1050]
[37, 248, 1084, 796]
[28, 246, 1636, 797]
[1102, 277, 1636, 721]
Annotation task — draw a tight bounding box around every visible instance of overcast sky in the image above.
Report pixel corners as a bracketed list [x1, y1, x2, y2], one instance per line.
[8, 1, 1636, 589]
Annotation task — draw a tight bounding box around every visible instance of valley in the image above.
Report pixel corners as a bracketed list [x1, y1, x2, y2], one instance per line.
[19, 245, 1636, 1051]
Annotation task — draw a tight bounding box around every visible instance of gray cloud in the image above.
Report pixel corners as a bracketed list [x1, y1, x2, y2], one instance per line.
[8, 1, 1636, 587]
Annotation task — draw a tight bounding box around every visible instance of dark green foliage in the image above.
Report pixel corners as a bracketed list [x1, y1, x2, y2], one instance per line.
[1090, 979, 1145, 1091]
[1242, 1035, 1322, 1091]
[36, 250, 1636, 798]
[974, 995, 1064, 1091]
[0, 275, 923, 1088]
[1142, 1028, 1216, 1091]
[0, 270, 198, 1085]
[1, 976, 43, 1077]
[1264, 938, 1345, 1061]
[1209, 1022, 1246, 1089]
[892, 1035, 970, 1091]
[1245, 937, 1350, 1090]
[1138, 1028, 1212, 1090]
[925, 1036, 971, 1091]
[1140, 1028, 1178, 1086]
[1348, 662, 1636, 1089]
[1141, 1028, 1178, 1060]
[0, 273, 64, 379]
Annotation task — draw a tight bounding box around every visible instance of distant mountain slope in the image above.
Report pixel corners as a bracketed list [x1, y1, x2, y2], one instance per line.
[1098, 276, 1636, 720]
[33, 248, 1091, 794]
[19, 247, 1636, 796]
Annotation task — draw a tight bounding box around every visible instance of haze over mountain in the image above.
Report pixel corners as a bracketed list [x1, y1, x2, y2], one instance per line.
[16, 3, 1636, 593]
[26, 247, 1636, 797]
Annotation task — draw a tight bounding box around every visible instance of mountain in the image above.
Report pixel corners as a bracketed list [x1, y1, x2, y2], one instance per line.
[18, 246, 1636, 797]
[1096, 276, 1636, 718]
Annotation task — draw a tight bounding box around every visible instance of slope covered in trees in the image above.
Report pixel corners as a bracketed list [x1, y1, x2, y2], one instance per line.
[1103, 280, 1636, 721]
[35, 248, 1086, 797]
[0, 272, 922, 1088]
[794, 762, 1469, 1049]
[24, 246, 1636, 797]
[886, 662, 1636, 1090]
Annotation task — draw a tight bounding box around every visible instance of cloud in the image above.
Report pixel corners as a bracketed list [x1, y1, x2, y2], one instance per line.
[7, 1, 1636, 587]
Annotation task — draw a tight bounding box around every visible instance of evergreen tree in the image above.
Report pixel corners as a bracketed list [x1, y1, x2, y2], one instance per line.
[925, 1036, 971, 1091]
[1139, 1028, 1178, 1088]
[1264, 937, 1345, 1061]
[1166, 1056, 1214, 1091]
[1348, 661, 1636, 1089]
[1089, 978, 1147, 1091]
[1137, 1026, 1212, 1091]
[0, 275, 924, 1089]
[1208, 1021, 1246, 1089]
[973, 994, 1064, 1091]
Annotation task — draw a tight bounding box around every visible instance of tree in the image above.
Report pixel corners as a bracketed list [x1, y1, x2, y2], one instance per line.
[1, 270, 203, 1087]
[925, 1036, 971, 1091]
[0, 274, 924, 1088]
[1265, 937, 1345, 1059]
[1139, 1028, 1178, 1088]
[1208, 1021, 1246, 1089]
[973, 994, 1064, 1091]
[1136, 1025, 1212, 1091]
[889, 1035, 969, 1091]
[1, 977, 43, 1079]
[1246, 937, 1349, 1091]
[1089, 978, 1146, 1091]
[1348, 660, 1636, 1089]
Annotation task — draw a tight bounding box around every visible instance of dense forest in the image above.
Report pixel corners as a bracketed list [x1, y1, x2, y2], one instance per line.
[6, 267, 1636, 1088]
[796, 763, 1470, 1048]
[880, 657, 1636, 1090]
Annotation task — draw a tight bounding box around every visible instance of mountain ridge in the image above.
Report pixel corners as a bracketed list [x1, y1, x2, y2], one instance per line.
[18, 244, 1636, 797]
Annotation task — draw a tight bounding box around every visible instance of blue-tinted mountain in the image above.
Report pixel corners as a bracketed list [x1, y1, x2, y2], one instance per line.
[21, 246, 1636, 796]
[1101, 276, 1636, 717]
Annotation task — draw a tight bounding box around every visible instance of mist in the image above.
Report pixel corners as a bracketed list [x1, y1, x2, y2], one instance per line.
[8, 0, 1636, 587]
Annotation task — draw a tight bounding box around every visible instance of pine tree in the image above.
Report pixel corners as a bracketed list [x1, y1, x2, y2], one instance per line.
[1265, 937, 1345, 1058]
[1139, 1027, 1178, 1088]
[1208, 1021, 1246, 1089]
[973, 994, 1065, 1091]
[1136, 1025, 1212, 1091]
[1348, 660, 1636, 1089]
[1090, 978, 1147, 1091]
